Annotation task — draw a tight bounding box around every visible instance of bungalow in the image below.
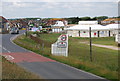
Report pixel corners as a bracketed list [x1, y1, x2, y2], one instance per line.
[46, 18, 68, 33]
[0, 16, 9, 33]
[46, 18, 68, 26]
[51, 20, 68, 33]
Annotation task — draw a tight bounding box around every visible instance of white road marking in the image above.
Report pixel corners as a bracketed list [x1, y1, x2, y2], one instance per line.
[0, 45, 11, 53]
[2, 55, 14, 60]
[3, 47, 7, 50]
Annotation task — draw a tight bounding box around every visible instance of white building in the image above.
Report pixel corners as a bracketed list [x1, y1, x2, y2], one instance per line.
[65, 21, 119, 38]
[52, 21, 68, 27]
[52, 21, 68, 33]
[115, 34, 120, 43]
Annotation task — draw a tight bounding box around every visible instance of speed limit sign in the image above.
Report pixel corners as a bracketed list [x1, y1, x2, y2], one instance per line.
[61, 35, 67, 41]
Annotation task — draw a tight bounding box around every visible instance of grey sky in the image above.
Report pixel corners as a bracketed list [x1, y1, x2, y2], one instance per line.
[1, 1, 119, 19]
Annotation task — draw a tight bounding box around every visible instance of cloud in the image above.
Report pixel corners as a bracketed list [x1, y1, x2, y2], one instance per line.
[2, 2, 118, 19]
[12, 2, 26, 7]
[2, 0, 119, 2]
[0, 3, 2, 15]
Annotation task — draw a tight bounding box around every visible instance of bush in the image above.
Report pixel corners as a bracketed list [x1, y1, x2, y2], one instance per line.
[33, 31, 41, 37]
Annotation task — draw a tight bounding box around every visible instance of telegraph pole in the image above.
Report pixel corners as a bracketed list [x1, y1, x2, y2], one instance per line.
[89, 27, 92, 62]
[25, 21, 28, 37]
[26, 26, 28, 37]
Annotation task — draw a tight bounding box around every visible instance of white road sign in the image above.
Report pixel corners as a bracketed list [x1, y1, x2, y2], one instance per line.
[51, 34, 68, 57]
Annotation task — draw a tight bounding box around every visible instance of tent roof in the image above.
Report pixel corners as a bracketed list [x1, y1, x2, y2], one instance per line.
[65, 24, 119, 31]
[0, 16, 8, 23]
[78, 21, 98, 25]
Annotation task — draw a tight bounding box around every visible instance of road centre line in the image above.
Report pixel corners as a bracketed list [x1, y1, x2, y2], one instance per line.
[0, 45, 11, 53]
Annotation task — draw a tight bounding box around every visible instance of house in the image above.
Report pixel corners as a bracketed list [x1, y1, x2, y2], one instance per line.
[46, 18, 68, 33]
[65, 21, 119, 37]
[0, 16, 9, 33]
[46, 18, 68, 26]
[52, 21, 68, 27]
[101, 18, 120, 25]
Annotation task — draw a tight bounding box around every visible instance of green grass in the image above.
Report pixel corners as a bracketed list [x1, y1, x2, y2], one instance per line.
[13, 32, 118, 81]
[74, 37, 117, 46]
[2, 57, 40, 79]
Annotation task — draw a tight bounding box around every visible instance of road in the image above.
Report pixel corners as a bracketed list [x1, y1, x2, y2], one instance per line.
[1, 30, 109, 80]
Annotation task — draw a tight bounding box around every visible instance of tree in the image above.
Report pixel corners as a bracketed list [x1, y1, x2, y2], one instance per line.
[96, 16, 108, 24]
[91, 17, 97, 20]
[96, 16, 108, 21]
[65, 17, 82, 24]
[81, 17, 91, 21]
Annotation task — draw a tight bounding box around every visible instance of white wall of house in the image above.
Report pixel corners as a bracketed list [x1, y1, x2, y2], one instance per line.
[52, 28, 63, 33]
[64, 20, 68, 26]
[53, 21, 65, 27]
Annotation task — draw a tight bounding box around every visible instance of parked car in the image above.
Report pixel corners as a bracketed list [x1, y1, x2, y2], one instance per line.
[9, 27, 19, 34]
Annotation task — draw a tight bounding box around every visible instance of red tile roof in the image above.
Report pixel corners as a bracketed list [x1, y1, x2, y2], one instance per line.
[0, 16, 8, 23]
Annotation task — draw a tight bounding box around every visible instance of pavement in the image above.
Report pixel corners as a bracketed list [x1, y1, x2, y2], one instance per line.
[92, 44, 119, 50]
[0, 30, 109, 80]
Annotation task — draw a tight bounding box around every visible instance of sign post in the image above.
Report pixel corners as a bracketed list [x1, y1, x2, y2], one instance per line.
[89, 27, 92, 62]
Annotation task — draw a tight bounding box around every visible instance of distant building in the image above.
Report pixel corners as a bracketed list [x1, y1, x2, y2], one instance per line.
[0, 16, 9, 33]
[78, 21, 98, 25]
[65, 21, 119, 37]
[46, 18, 68, 26]
[46, 18, 68, 33]
[101, 18, 120, 25]
[52, 21, 68, 27]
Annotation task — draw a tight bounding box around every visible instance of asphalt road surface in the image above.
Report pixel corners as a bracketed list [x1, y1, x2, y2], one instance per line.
[1, 30, 109, 80]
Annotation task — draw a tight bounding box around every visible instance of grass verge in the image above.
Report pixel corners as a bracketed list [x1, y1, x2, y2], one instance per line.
[13, 32, 118, 81]
[74, 37, 117, 46]
[2, 57, 40, 79]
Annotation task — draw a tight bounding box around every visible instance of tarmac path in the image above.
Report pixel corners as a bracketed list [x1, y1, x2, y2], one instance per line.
[80, 42, 119, 50]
